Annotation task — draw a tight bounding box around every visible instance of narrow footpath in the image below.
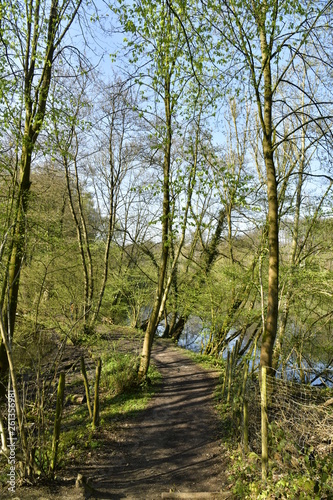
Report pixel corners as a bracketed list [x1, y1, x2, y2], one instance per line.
[83, 339, 231, 499]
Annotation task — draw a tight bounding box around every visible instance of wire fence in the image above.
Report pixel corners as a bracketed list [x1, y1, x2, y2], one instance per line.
[244, 371, 333, 454]
[222, 354, 333, 483]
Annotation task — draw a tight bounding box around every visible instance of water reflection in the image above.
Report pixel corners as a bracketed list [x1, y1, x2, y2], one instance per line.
[176, 320, 333, 387]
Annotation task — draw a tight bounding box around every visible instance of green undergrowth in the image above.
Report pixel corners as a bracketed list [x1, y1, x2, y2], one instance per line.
[216, 370, 333, 499]
[227, 444, 333, 499]
[57, 338, 161, 471]
[217, 404, 333, 499]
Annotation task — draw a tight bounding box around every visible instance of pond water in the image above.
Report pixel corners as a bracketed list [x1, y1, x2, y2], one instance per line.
[176, 320, 333, 387]
[155, 316, 333, 387]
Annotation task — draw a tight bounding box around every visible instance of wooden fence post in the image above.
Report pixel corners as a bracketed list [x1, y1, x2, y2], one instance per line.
[81, 356, 92, 419]
[93, 359, 102, 429]
[243, 400, 249, 454]
[227, 350, 233, 404]
[242, 360, 249, 454]
[222, 350, 230, 399]
[261, 366, 268, 481]
[50, 372, 65, 476]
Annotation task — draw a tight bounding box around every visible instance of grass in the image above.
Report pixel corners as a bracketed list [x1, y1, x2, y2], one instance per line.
[100, 365, 161, 424]
[101, 348, 140, 394]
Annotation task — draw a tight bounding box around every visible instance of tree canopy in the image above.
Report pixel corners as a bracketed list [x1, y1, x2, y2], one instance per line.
[1, 0, 333, 393]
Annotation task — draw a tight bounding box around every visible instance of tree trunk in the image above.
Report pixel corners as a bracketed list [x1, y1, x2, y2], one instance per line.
[258, 18, 279, 377]
[0, 0, 75, 390]
[0, 142, 33, 396]
[138, 71, 172, 379]
[169, 315, 188, 342]
[260, 140, 279, 375]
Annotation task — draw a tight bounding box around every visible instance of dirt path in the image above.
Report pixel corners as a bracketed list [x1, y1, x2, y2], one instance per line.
[81, 339, 231, 499]
[8, 339, 232, 499]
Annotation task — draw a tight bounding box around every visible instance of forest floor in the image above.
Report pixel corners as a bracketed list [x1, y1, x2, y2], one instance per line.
[4, 335, 233, 500]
